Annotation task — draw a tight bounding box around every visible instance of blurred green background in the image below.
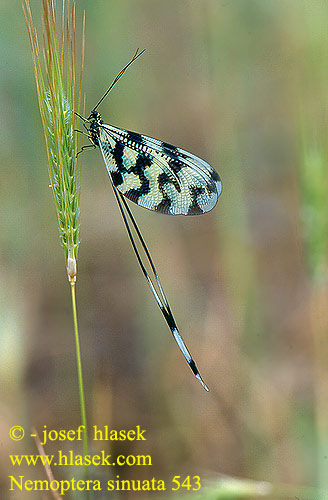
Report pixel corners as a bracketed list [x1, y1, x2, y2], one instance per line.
[1, 1, 328, 499]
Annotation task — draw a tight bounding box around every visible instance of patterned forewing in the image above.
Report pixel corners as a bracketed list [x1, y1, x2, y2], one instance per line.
[98, 124, 222, 215]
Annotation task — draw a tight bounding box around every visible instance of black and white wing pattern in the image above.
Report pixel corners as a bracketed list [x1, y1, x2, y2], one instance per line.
[88, 109, 221, 391]
[97, 124, 222, 215]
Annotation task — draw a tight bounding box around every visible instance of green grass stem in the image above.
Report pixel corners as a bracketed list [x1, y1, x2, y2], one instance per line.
[23, 2, 89, 488]
[70, 281, 88, 457]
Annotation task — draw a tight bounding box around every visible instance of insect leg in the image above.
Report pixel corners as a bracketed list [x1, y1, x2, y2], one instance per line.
[76, 143, 96, 157]
[75, 129, 88, 136]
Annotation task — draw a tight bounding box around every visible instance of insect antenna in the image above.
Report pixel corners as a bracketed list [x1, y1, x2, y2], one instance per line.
[110, 183, 209, 392]
[92, 48, 146, 112]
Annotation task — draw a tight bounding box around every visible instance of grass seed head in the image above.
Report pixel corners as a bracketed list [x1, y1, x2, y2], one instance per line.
[22, 0, 84, 282]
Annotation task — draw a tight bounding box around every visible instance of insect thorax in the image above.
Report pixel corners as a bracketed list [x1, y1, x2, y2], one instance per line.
[88, 110, 103, 146]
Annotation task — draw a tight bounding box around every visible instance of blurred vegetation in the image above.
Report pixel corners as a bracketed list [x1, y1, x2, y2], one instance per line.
[1, 1, 328, 499]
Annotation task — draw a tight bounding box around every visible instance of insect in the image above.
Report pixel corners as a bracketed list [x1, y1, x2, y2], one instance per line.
[79, 49, 222, 391]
